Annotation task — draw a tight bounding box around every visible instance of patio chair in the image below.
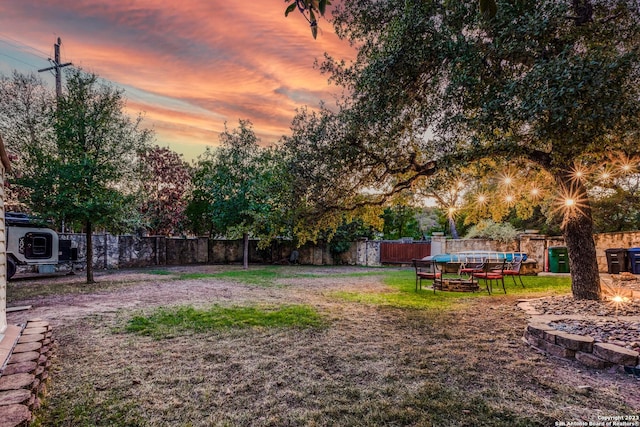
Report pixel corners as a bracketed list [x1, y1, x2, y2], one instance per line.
[458, 258, 485, 277]
[431, 261, 447, 293]
[500, 257, 525, 288]
[473, 260, 506, 294]
[413, 259, 442, 291]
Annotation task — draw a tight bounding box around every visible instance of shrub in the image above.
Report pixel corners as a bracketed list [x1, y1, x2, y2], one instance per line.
[464, 220, 518, 242]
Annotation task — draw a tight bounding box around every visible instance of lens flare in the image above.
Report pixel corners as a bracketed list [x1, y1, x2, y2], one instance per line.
[551, 187, 589, 228]
[611, 153, 637, 175]
[497, 172, 516, 188]
[601, 278, 634, 317]
[569, 163, 590, 182]
[597, 164, 618, 181]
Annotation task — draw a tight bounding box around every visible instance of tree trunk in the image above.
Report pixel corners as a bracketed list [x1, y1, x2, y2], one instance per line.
[86, 220, 94, 283]
[243, 232, 249, 270]
[557, 175, 601, 300]
[449, 216, 459, 239]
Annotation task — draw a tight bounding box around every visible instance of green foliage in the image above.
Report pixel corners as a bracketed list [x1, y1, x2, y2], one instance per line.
[327, 217, 377, 256]
[479, 0, 497, 19]
[593, 194, 640, 233]
[184, 194, 212, 236]
[503, 206, 560, 236]
[590, 175, 640, 233]
[283, 0, 332, 38]
[11, 69, 152, 282]
[279, 107, 390, 245]
[187, 120, 290, 246]
[415, 208, 441, 235]
[432, 208, 470, 239]
[125, 304, 325, 338]
[382, 205, 421, 240]
[465, 220, 519, 242]
[0, 72, 53, 153]
[17, 69, 151, 232]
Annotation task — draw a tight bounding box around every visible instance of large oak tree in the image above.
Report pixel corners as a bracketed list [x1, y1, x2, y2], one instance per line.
[288, 0, 640, 299]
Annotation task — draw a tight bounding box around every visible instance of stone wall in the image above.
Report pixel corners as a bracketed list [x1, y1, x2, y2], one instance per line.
[208, 239, 241, 264]
[524, 322, 639, 370]
[117, 235, 164, 268]
[593, 232, 640, 273]
[335, 240, 359, 265]
[356, 240, 381, 267]
[166, 237, 209, 265]
[49, 235, 351, 271]
[31, 230, 640, 273]
[443, 238, 520, 253]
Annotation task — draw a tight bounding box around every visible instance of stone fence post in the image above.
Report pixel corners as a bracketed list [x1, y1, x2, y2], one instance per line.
[357, 239, 381, 267]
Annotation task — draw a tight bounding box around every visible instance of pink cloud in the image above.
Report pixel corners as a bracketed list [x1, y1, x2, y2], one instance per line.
[0, 0, 355, 158]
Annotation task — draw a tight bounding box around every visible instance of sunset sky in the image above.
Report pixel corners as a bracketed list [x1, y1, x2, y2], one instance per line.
[0, 0, 354, 160]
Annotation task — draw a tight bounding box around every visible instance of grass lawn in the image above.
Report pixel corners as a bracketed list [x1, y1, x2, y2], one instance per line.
[8, 265, 635, 426]
[330, 269, 572, 310]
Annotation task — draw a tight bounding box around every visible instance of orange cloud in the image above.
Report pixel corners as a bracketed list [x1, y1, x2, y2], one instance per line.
[0, 0, 355, 159]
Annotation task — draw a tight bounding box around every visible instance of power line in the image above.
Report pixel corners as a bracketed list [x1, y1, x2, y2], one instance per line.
[0, 37, 51, 72]
[0, 34, 50, 58]
[0, 52, 42, 70]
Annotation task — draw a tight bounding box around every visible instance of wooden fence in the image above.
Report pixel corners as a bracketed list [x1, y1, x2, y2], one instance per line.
[379, 241, 431, 264]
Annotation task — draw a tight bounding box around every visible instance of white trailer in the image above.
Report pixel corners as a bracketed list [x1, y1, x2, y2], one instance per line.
[5, 213, 77, 279]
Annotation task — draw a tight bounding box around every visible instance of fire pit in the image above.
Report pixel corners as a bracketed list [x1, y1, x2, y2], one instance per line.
[433, 277, 480, 292]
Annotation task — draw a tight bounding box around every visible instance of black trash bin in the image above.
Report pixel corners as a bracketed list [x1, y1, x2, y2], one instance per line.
[548, 246, 570, 273]
[605, 248, 628, 274]
[627, 248, 640, 274]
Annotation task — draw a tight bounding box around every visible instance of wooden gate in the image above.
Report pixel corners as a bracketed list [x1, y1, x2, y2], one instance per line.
[380, 242, 431, 264]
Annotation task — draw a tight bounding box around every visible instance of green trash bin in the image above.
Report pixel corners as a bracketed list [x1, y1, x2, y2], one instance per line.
[548, 246, 570, 273]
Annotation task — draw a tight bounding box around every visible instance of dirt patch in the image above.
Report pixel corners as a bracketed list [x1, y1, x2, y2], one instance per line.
[6, 265, 639, 426]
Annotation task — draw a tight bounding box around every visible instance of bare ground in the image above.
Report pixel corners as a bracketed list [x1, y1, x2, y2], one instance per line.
[6, 265, 640, 426]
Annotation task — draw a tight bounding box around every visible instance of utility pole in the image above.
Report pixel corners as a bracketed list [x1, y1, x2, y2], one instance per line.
[39, 37, 72, 234]
[38, 37, 72, 99]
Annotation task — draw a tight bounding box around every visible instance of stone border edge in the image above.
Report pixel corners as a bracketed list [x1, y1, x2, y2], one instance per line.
[518, 299, 640, 372]
[0, 319, 56, 427]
